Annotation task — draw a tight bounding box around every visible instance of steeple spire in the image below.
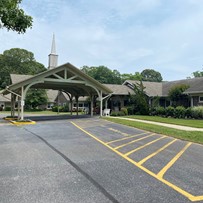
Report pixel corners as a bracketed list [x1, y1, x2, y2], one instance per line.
[48, 34, 58, 69]
[51, 33, 56, 54]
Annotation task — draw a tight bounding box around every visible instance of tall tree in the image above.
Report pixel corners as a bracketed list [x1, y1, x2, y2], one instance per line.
[141, 69, 163, 82]
[168, 84, 190, 107]
[81, 65, 122, 84]
[130, 81, 149, 115]
[0, 0, 32, 33]
[0, 48, 46, 89]
[121, 72, 142, 82]
[192, 70, 203, 77]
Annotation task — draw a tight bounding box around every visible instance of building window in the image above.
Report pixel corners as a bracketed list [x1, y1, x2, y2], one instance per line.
[199, 96, 203, 102]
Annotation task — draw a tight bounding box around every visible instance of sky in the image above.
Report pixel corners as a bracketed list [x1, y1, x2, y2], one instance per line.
[1, 0, 203, 81]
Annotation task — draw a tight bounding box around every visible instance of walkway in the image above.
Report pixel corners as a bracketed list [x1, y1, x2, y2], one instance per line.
[111, 117, 203, 132]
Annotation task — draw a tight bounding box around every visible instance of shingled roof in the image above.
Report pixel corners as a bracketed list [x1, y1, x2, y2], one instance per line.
[104, 84, 134, 95]
[123, 80, 163, 97]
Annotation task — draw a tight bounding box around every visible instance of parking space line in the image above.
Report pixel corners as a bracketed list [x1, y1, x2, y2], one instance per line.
[106, 132, 150, 144]
[114, 133, 155, 150]
[138, 139, 177, 165]
[71, 121, 203, 202]
[125, 136, 166, 156]
[157, 142, 192, 178]
[108, 128, 129, 136]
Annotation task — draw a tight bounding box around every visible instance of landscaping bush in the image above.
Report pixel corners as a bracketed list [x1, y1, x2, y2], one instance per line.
[174, 106, 186, 118]
[5, 106, 11, 111]
[126, 106, 133, 115]
[155, 106, 165, 116]
[185, 107, 192, 118]
[52, 106, 63, 112]
[191, 106, 203, 119]
[121, 107, 128, 115]
[165, 106, 175, 117]
[110, 111, 125, 116]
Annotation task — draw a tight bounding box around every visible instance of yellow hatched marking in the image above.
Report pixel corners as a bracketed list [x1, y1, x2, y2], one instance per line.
[138, 139, 177, 165]
[125, 136, 166, 156]
[106, 132, 149, 144]
[114, 133, 155, 150]
[71, 121, 203, 202]
[157, 142, 192, 178]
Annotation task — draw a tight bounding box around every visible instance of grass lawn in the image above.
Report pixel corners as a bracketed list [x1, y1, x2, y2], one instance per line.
[103, 117, 203, 145]
[125, 115, 203, 128]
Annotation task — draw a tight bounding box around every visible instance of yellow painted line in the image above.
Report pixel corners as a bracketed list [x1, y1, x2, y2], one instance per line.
[138, 139, 177, 165]
[108, 128, 129, 136]
[125, 136, 166, 156]
[114, 133, 155, 150]
[106, 132, 149, 144]
[70, 121, 202, 202]
[157, 142, 192, 178]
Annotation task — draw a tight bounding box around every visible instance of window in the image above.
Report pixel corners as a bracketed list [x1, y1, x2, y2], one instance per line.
[199, 96, 203, 102]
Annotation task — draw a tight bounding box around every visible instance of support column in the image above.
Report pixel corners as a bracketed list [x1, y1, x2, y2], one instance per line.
[21, 86, 24, 120]
[100, 91, 103, 117]
[11, 93, 14, 117]
[18, 96, 20, 120]
[191, 96, 194, 107]
[90, 95, 94, 117]
[75, 96, 79, 116]
[70, 97, 73, 116]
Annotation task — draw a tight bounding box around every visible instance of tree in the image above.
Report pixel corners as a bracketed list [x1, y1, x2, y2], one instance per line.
[121, 72, 142, 82]
[25, 89, 48, 109]
[130, 81, 149, 115]
[168, 84, 190, 107]
[0, 0, 32, 33]
[192, 70, 203, 78]
[81, 65, 122, 84]
[141, 69, 163, 82]
[0, 48, 46, 89]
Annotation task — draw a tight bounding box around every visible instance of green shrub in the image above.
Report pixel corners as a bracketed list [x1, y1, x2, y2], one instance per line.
[110, 111, 125, 116]
[185, 107, 192, 118]
[126, 106, 133, 115]
[121, 107, 128, 115]
[5, 106, 11, 111]
[174, 106, 186, 118]
[191, 106, 203, 119]
[165, 106, 175, 117]
[155, 106, 165, 116]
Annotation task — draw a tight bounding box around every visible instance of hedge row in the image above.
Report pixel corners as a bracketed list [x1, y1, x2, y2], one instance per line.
[151, 106, 203, 119]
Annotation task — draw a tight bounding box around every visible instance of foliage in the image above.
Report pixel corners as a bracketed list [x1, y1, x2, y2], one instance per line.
[165, 106, 175, 117]
[52, 105, 69, 112]
[168, 84, 190, 107]
[191, 106, 203, 119]
[141, 69, 163, 82]
[120, 107, 128, 115]
[110, 111, 125, 116]
[130, 81, 149, 115]
[121, 72, 142, 82]
[4, 106, 11, 111]
[192, 70, 203, 78]
[0, 0, 33, 33]
[25, 89, 48, 109]
[81, 65, 122, 84]
[174, 106, 186, 118]
[0, 48, 46, 89]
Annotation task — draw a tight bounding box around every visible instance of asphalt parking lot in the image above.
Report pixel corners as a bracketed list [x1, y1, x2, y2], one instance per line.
[0, 116, 203, 203]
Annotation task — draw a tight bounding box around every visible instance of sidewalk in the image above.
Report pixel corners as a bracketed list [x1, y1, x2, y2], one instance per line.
[111, 117, 203, 132]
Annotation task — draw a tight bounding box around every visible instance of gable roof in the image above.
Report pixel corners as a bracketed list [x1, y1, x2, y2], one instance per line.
[3, 63, 112, 96]
[123, 80, 163, 97]
[104, 84, 134, 95]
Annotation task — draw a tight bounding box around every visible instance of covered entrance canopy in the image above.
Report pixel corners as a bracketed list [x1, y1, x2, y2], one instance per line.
[2, 63, 112, 120]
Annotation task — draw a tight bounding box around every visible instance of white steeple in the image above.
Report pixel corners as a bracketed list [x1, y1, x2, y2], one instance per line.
[48, 34, 58, 69]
